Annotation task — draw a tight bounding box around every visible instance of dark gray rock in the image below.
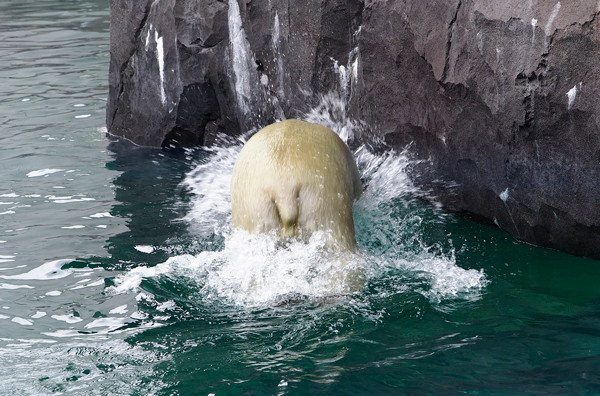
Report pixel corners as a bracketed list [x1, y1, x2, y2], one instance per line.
[107, 0, 600, 258]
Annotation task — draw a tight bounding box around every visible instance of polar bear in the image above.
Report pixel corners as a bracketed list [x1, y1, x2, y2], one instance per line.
[230, 119, 362, 251]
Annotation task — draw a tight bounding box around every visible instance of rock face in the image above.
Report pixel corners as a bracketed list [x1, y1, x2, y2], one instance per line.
[107, 0, 600, 259]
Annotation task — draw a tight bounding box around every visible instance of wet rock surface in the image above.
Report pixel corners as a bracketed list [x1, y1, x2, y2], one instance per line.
[107, 0, 600, 258]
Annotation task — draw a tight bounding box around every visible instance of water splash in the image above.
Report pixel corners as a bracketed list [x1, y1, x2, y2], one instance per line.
[182, 139, 245, 243]
[304, 91, 367, 144]
[110, 94, 488, 308]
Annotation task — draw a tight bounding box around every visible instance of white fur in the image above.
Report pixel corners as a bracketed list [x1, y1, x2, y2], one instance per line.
[230, 119, 362, 251]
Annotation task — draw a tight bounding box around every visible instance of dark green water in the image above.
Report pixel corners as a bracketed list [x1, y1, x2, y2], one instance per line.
[1, 1, 600, 394]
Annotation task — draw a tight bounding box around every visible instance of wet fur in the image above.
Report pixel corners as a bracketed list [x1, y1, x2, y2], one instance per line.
[230, 119, 362, 251]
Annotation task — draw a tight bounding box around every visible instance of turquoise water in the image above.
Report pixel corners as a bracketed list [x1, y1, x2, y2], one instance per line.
[1, 1, 600, 394]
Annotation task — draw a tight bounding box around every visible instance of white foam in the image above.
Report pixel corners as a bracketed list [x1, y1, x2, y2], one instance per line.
[391, 254, 487, 302]
[11, 317, 33, 326]
[42, 329, 82, 338]
[61, 225, 85, 229]
[70, 279, 104, 290]
[26, 169, 64, 178]
[0, 259, 72, 280]
[85, 317, 132, 330]
[109, 305, 128, 315]
[75, 114, 91, 119]
[108, 263, 175, 295]
[51, 314, 83, 324]
[156, 300, 176, 312]
[0, 283, 34, 290]
[31, 312, 47, 319]
[0, 193, 18, 198]
[134, 245, 155, 254]
[51, 197, 95, 204]
[89, 212, 112, 218]
[46, 290, 62, 296]
[110, 231, 365, 306]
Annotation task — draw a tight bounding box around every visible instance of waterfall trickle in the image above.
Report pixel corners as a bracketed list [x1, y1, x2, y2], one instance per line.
[154, 30, 166, 105]
[544, 2, 561, 51]
[228, 0, 255, 117]
[144, 24, 167, 105]
[272, 12, 286, 100]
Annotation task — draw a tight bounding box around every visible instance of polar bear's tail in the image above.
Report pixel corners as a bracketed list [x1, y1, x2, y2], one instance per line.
[274, 192, 299, 239]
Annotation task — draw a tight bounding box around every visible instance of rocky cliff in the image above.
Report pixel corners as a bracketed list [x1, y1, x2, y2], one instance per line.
[107, 0, 600, 258]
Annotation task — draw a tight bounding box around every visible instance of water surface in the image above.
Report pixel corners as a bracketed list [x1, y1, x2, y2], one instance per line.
[1, 1, 600, 394]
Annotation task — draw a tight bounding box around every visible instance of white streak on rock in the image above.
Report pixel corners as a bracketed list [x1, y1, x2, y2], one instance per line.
[145, 27, 151, 49]
[272, 12, 285, 98]
[499, 188, 509, 202]
[350, 54, 359, 87]
[545, 2, 561, 37]
[567, 83, 581, 110]
[531, 18, 538, 45]
[154, 30, 166, 105]
[228, 0, 253, 115]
